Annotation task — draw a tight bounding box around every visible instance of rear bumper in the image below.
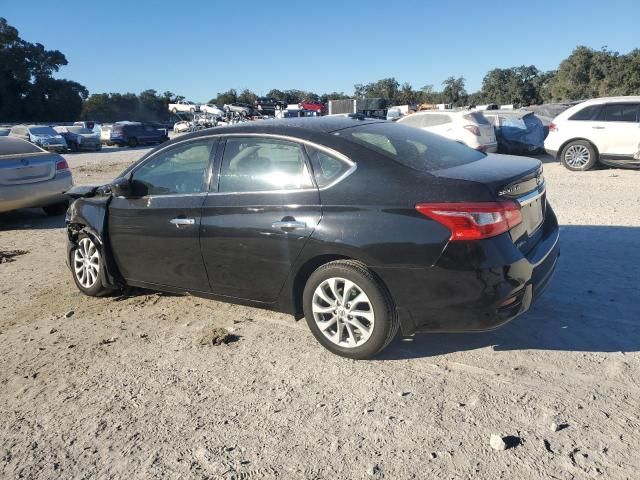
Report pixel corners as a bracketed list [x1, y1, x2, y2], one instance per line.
[545, 148, 558, 159]
[0, 172, 73, 213]
[374, 205, 560, 335]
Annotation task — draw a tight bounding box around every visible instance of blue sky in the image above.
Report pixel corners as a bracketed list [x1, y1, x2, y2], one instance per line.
[2, 0, 639, 102]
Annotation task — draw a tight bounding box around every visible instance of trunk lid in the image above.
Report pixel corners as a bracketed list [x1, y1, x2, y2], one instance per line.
[0, 152, 57, 185]
[432, 153, 545, 253]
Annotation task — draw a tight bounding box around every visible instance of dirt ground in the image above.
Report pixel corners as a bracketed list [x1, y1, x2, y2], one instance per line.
[1, 145, 639, 479]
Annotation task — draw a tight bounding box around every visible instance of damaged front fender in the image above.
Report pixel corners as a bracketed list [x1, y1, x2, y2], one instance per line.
[66, 191, 124, 289]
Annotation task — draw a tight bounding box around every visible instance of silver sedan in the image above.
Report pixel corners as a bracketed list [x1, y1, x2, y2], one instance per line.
[0, 137, 73, 215]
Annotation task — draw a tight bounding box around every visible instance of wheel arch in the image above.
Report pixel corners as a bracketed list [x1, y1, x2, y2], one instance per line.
[557, 137, 600, 161]
[288, 254, 352, 319]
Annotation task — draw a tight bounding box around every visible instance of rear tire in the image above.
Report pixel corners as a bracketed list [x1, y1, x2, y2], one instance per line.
[560, 140, 598, 171]
[70, 233, 112, 297]
[43, 201, 68, 216]
[303, 260, 399, 359]
[127, 137, 138, 148]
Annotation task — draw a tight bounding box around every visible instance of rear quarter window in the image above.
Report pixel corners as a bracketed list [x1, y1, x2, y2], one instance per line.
[334, 123, 485, 172]
[568, 105, 600, 121]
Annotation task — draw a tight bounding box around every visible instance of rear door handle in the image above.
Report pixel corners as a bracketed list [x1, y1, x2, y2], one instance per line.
[272, 220, 306, 231]
[592, 126, 605, 129]
[170, 217, 196, 226]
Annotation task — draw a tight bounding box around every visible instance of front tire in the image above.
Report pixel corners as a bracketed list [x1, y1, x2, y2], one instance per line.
[70, 234, 111, 297]
[303, 260, 399, 359]
[127, 137, 138, 148]
[560, 140, 598, 171]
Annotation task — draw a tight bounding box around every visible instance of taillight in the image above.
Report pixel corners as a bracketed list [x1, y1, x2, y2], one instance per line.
[464, 125, 480, 136]
[415, 201, 522, 241]
[549, 122, 558, 132]
[56, 159, 69, 171]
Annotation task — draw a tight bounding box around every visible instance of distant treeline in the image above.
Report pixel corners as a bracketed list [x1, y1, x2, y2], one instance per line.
[1, 16, 639, 123]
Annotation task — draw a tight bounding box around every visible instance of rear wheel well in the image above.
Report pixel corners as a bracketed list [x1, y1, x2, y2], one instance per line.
[291, 255, 395, 320]
[557, 138, 600, 161]
[291, 255, 352, 318]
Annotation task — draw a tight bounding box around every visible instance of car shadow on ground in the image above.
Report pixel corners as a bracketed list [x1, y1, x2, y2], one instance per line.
[378, 225, 640, 360]
[0, 208, 65, 231]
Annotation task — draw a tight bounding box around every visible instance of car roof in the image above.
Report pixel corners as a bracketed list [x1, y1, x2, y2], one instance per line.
[181, 117, 386, 140]
[576, 96, 640, 105]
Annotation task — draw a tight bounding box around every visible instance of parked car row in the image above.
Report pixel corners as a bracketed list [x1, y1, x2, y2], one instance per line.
[6, 122, 169, 152]
[390, 96, 640, 171]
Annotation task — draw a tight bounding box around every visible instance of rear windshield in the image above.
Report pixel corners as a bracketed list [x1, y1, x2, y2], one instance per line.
[463, 112, 491, 125]
[0, 138, 44, 156]
[333, 123, 485, 171]
[29, 126, 57, 135]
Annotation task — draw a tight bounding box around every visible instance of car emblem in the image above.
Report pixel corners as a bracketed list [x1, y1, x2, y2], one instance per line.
[20, 158, 29, 166]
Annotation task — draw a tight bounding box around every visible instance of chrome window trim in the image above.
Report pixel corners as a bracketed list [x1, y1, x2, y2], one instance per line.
[212, 133, 356, 195]
[113, 192, 208, 200]
[127, 132, 357, 196]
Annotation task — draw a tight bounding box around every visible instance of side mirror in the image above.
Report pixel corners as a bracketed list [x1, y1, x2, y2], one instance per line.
[110, 177, 131, 197]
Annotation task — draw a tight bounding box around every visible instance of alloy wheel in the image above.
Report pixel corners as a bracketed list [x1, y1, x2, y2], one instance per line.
[564, 144, 590, 168]
[312, 277, 375, 348]
[73, 237, 100, 289]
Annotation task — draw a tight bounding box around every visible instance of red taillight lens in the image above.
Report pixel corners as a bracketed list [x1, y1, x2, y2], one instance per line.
[56, 159, 69, 171]
[549, 122, 558, 132]
[415, 201, 522, 241]
[464, 125, 480, 136]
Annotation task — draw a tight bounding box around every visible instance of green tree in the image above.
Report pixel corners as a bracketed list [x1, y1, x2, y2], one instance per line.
[441, 76, 467, 105]
[0, 17, 87, 121]
[237, 88, 257, 105]
[211, 89, 238, 106]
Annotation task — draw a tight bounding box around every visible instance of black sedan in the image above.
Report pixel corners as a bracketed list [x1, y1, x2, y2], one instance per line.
[65, 117, 559, 359]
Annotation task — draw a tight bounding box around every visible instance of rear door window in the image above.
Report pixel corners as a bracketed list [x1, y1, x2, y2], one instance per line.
[335, 123, 485, 172]
[595, 103, 639, 122]
[218, 137, 314, 193]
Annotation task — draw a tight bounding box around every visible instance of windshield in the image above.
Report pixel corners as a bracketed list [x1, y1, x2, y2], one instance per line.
[334, 123, 485, 171]
[29, 127, 58, 136]
[68, 127, 93, 134]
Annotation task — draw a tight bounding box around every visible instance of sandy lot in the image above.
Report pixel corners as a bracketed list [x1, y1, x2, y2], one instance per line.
[1, 146, 639, 479]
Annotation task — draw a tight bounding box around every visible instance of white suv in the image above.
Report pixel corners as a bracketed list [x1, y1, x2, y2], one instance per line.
[397, 110, 497, 152]
[544, 96, 640, 171]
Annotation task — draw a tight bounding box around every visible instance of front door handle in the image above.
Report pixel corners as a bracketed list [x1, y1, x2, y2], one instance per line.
[272, 220, 306, 231]
[170, 217, 196, 227]
[592, 126, 605, 129]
